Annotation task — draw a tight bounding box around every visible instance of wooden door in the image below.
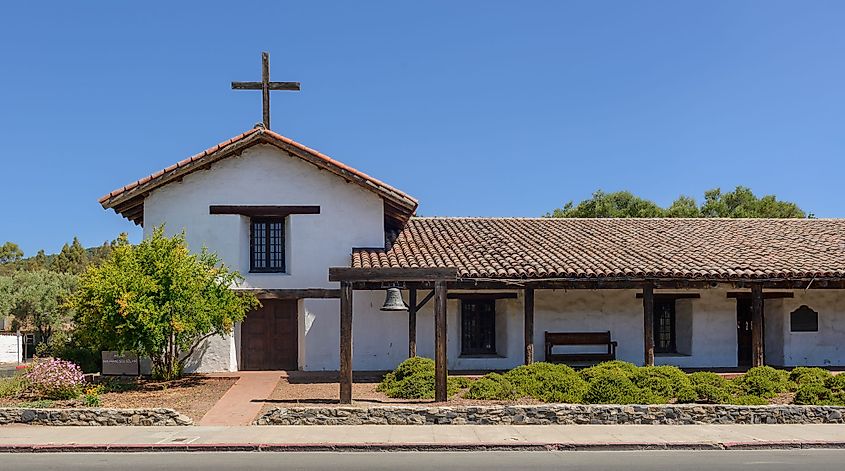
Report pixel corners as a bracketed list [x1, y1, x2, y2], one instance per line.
[241, 299, 298, 370]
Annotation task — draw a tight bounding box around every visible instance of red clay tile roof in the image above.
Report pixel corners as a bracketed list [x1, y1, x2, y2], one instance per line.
[99, 127, 418, 227]
[351, 217, 845, 280]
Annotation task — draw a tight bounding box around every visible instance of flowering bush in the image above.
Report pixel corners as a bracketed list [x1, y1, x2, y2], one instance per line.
[25, 358, 84, 400]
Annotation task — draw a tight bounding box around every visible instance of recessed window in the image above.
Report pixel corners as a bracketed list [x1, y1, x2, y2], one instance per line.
[461, 300, 496, 355]
[654, 299, 677, 354]
[790, 305, 818, 332]
[250, 218, 285, 273]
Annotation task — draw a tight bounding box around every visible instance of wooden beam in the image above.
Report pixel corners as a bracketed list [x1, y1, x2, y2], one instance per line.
[408, 289, 417, 358]
[339, 282, 353, 404]
[728, 291, 794, 299]
[751, 284, 764, 367]
[209, 205, 320, 217]
[329, 267, 458, 282]
[434, 280, 448, 402]
[241, 288, 340, 300]
[231, 81, 301, 91]
[642, 285, 655, 367]
[447, 292, 518, 300]
[416, 290, 435, 311]
[635, 293, 701, 299]
[524, 288, 535, 365]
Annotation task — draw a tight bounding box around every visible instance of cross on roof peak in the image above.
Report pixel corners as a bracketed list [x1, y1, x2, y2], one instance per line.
[231, 52, 300, 130]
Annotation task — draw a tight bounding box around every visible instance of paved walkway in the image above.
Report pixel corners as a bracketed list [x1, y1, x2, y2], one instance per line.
[198, 372, 282, 426]
[2, 424, 845, 451]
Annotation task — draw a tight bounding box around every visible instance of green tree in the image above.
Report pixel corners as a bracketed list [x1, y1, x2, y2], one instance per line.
[53, 237, 89, 274]
[700, 186, 806, 218]
[547, 190, 665, 218]
[68, 227, 259, 380]
[0, 270, 77, 346]
[547, 186, 807, 218]
[0, 242, 23, 264]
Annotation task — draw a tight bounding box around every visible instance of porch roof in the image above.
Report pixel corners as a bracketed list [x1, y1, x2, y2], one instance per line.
[350, 217, 845, 281]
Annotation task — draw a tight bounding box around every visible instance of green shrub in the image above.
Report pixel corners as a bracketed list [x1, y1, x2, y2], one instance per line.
[464, 373, 518, 400]
[378, 357, 470, 400]
[675, 385, 698, 403]
[731, 394, 769, 405]
[789, 367, 831, 388]
[580, 361, 639, 382]
[504, 362, 587, 403]
[686, 372, 733, 404]
[733, 366, 789, 398]
[793, 383, 843, 405]
[633, 365, 692, 401]
[824, 374, 845, 392]
[583, 369, 662, 404]
[0, 373, 29, 399]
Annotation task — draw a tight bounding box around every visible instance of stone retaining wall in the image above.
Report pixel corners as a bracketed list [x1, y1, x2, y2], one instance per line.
[0, 408, 193, 426]
[256, 404, 845, 426]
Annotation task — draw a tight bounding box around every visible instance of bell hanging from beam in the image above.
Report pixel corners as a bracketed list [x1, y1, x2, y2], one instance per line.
[380, 287, 408, 312]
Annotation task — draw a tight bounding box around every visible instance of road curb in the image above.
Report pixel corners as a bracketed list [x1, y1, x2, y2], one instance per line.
[1, 441, 845, 453]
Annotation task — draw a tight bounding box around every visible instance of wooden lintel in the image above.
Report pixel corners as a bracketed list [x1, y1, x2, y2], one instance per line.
[635, 293, 701, 299]
[447, 292, 518, 300]
[346, 278, 845, 291]
[329, 267, 458, 283]
[243, 288, 340, 300]
[727, 291, 794, 299]
[210, 205, 320, 217]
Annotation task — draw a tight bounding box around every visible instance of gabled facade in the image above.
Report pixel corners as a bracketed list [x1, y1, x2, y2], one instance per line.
[101, 128, 845, 376]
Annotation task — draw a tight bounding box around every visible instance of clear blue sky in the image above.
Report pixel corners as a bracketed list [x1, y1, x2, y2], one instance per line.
[2, 1, 844, 255]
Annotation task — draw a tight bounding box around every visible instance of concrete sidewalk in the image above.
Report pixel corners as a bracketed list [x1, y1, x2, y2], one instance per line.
[2, 424, 845, 452]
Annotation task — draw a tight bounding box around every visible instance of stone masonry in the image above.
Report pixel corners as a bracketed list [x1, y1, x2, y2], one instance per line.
[256, 404, 845, 426]
[0, 408, 192, 426]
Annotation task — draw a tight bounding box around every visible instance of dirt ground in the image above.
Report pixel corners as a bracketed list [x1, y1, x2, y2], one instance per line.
[0, 376, 236, 422]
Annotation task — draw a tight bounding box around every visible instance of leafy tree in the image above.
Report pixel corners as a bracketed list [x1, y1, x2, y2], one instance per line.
[547, 186, 807, 218]
[69, 227, 259, 380]
[0, 242, 23, 264]
[53, 237, 88, 274]
[700, 187, 806, 218]
[0, 270, 77, 346]
[547, 190, 664, 218]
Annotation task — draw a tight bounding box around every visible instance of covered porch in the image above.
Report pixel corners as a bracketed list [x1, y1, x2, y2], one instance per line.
[328, 266, 845, 403]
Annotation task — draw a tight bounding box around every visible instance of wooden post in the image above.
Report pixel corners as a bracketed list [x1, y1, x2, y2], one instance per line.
[434, 280, 448, 402]
[642, 284, 655, 366]
[524, 288, 535, 365]
[751, 284, 764, 367]
[261, 52, 271, 129]
[408, 289, 417, 358]
[339, 282, 353, 404]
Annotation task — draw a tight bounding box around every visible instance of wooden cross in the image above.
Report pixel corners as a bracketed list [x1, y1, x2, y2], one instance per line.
[231, 52, 300, 130]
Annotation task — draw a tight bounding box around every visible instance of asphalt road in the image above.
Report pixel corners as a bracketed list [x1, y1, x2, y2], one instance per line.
[4, 450, 845, 470]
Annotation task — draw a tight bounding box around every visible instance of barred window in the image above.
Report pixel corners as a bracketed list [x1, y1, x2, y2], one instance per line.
[250, 218, 285, 273]
[654, 300, 676, 354]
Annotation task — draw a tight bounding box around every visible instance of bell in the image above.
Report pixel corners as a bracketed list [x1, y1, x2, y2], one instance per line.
[380, 287, 408, 312]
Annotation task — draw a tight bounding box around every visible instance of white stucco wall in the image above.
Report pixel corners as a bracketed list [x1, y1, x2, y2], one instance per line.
[142, 144, 386, 372]
[775, 290, 845, 367]
[0, 334, 22, 364]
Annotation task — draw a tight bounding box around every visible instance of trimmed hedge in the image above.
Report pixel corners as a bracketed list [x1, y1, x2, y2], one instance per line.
[378, 358, 845, 406]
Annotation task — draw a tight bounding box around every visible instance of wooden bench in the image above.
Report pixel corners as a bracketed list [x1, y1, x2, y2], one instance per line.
[545, 331, 617, 364]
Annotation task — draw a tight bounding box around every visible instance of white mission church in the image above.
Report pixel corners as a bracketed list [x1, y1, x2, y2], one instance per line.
[98, 55, 845, 402]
